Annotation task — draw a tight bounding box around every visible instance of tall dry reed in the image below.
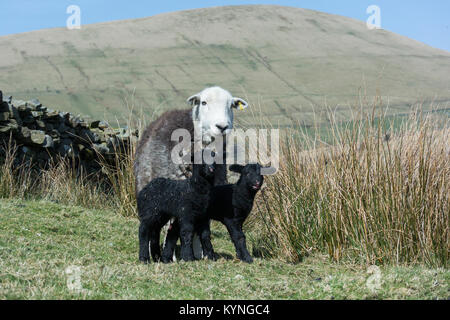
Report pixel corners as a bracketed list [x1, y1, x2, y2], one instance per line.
[254, 108, 449, 267]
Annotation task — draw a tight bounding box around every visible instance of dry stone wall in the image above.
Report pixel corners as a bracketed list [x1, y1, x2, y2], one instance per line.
[0, 90, 138, 176]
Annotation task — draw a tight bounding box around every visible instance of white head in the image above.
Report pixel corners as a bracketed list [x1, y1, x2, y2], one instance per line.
[187, 86, 248, 138]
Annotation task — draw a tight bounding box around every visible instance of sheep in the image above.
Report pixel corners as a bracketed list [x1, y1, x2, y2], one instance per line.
[163, 163, 273, 264]
[137, 151, 216, 263]
[134, 86, 248, 196]
[134, 86, 248, 258]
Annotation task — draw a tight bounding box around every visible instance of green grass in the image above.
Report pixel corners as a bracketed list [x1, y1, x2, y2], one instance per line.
[0, 198, 448, 300]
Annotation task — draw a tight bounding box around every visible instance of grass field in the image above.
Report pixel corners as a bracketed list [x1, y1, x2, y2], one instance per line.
[1, 101, 448, 299]
[0, 198, 448, 300]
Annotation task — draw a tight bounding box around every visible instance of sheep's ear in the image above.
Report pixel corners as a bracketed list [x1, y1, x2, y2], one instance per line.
[261, 166, 277, 176]
[187, 94, 200, 106]
[229, 164, 244, 173]
[231, 98, 248, 110]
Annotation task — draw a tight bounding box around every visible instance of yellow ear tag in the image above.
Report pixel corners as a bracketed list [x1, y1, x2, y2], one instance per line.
[238, 102, 245, 110]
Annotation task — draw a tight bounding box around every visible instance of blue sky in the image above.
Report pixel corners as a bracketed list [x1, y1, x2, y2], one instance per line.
[0, 0, 449, 51]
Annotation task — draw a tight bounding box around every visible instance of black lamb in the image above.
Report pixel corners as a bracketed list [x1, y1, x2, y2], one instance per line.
[163, 163, 268, 264]
[137, 154, 216, 263]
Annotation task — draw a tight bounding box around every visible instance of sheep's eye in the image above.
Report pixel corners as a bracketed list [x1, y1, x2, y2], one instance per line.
[202, 101, 207, 106]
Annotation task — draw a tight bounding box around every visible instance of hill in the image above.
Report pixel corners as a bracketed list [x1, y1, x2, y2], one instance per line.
[0, 5, 449, 126]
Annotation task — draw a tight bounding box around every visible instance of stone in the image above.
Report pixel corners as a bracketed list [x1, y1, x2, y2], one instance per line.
[31, 111, 43, 118]
[45, 122, 54, 131]
[30, 130, 46, 145]
[35, 120, 46, 129]
[0, 93, 140, 177]
[0, 112, 10, 121]
[36, 105, 47, 112]
[19, 126, 31, 140]
[0, 102, 9, 112]
[59, 112, 70, 123]
[13, 100, 27, 109]
[90, 120, 101, 129]
[68, 114, 83, 128]
[57, 122, 69, 133]
[22, 115, 35, 124]
[0, 122, 18, 133]
[8, 105, 22, 126]
[43, 135, 54, 148]
[51, 136, 60, 146]
[45, 109, 59, 118]
[28, 99, 42, 109]
[98, 121, 109, 129]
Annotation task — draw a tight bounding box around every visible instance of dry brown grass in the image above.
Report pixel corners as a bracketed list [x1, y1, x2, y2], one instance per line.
[253, 108, 449, 267]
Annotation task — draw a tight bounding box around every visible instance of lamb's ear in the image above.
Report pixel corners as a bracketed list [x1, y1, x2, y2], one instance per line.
[231, 98, 248, 110]
[261, 166, 277, 176]
[187, 93, 201, 106]
[229, 164, 244, 173]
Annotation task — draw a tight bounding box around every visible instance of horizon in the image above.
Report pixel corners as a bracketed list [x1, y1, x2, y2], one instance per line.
[0, 1, 449, 52]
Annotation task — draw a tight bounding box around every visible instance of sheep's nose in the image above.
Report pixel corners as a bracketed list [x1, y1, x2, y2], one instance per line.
[216, 124, 229, 132]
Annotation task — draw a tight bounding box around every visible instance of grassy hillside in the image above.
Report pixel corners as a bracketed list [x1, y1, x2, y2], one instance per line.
[0, 5, 449, 126]
[0, 198, 448, 299]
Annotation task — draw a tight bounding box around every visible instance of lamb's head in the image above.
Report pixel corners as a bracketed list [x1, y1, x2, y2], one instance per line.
[187, 86, 248, 139]
[230, 163, 266, 191]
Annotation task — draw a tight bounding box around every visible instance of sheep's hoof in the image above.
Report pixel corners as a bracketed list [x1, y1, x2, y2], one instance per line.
[139, 257, 150, 264]
[181, 255, 195, 262]
[161, 256, 173, 264]
[240, 256, 254, 264]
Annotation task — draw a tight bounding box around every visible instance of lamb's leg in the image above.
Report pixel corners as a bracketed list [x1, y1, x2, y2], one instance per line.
[223, 217, 253, 263]
[197, 220, 216, 261]
[149, 229, 162, 262]
[138, 222, 150, 263]
[179, 217, 195, 262]
[192, 233, 203, 260]
[162, 220, 180, 263]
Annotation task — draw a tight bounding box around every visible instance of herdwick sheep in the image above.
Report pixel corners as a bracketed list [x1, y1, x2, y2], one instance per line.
[134, 86, 248, 258]
[134, 86, 248, 195]
[137, 151, 216, 263]
[163, 163, 273, 263]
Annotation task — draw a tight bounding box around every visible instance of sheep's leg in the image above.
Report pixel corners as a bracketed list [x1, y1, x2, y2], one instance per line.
[162, 220, 180, 263]
[192, 233, 203, 260]
[149, 229, 162, 262]
[197, 220, 216, 261]
[179, 217, 195, 262]
[138, 222, 150, 263]
[223, 217, 253, 263]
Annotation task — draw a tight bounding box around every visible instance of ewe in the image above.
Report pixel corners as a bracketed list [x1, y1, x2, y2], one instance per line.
[134, 86, 248, 196]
